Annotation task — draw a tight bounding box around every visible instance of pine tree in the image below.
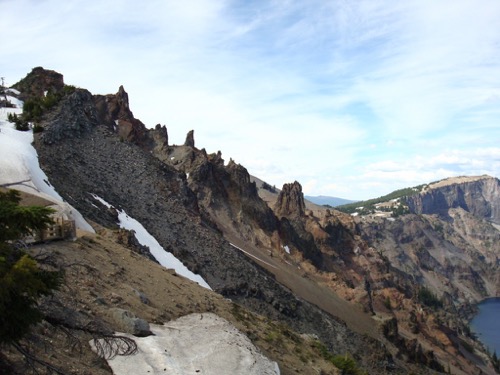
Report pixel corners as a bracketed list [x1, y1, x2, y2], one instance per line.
[492, 351, 499, 373]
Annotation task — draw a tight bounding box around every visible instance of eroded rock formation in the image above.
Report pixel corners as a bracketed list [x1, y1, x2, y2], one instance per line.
[274, 181, 306, 218]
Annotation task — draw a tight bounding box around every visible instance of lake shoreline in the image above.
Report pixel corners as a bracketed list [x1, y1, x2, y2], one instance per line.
[469, 297, 500, 355]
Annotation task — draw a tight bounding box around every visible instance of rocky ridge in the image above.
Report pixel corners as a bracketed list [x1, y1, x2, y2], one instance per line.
[4, 67, 499, 375]
[23, 68, 395, 373]
[406, 175, 500, 224]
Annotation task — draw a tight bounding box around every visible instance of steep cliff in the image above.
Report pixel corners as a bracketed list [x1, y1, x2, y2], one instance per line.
[406, 176, 500, 224]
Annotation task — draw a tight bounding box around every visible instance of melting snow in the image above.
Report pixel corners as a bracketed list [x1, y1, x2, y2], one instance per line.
[0, 99, 94, 233]
[95, 313, 280, 375]
[91, 194, 211, 289]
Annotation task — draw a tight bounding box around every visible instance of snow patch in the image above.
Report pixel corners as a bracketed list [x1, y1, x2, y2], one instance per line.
[91, 194, 211, 289]
[230, 243, 277, 269]
[5, 94, 23, 108]
[95, 313, 279, 375]
[7, 88, 20, 95]
[0, 104, 94, 233]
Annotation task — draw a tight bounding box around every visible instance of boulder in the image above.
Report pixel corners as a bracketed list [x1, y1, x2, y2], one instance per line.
[109, 308, 152, 337]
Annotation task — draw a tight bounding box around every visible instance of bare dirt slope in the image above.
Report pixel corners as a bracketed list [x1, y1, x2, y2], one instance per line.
[2, 225, 341, 375]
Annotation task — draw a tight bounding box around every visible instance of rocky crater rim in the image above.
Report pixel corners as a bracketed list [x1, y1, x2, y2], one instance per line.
[424, 175, 494, 192]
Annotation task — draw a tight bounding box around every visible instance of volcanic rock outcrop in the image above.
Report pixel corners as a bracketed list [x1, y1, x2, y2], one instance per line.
[406, 175, 500, 224]
[12, 66, 64, 101]
[274, 181, 306, 218]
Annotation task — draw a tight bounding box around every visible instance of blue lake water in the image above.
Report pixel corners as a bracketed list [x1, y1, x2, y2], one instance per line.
[470, 298, 500, 354]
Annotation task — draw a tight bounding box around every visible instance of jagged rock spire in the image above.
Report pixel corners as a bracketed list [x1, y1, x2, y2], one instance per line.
[116, 85, 130, 110]
[153, 124, 168, 148]
[184, 130, 195, 147]
[274, 181, 306, 218]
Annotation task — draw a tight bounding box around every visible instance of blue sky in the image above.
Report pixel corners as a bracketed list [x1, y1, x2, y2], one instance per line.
[1, 0, 499, 200]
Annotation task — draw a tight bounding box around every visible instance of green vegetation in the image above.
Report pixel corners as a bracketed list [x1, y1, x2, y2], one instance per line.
[384, 296, 392, 310]
[7, 85, 76, 131]
[491, 351, 500, 373]
[391, 203, 410, 217]
[7, 112, 29, 131]
[261, 181, 277, 193]
[0, 189, 62, 345]
[336, 184, 427, 215]
[312, 340, 366, 374]
[417, 286, 443, 309]
[0, 77, 14, 108]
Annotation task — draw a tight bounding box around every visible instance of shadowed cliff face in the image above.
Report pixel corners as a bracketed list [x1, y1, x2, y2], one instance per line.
[406, 176, 500, 224]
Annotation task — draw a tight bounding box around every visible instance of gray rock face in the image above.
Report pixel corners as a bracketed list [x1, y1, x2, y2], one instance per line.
[40, 89, 99, 144]
[109, 308, 152, 337]
[406, 176, 500, 224]
[184, 129, 195, 147]
[357, 211, 500, 306]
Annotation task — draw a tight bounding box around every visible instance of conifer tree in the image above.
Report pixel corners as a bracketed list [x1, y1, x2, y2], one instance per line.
[0, 189, 61, 344]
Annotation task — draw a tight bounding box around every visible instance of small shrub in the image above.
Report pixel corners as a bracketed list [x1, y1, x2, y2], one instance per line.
[384, 296, 392, 310]
[331, 354, 366, 375]
[312, 340, 366, 374]
[417, 286, 443, 309]
[0, 99, 15, 108]
[32, 124, 44, 133]
[261, 181, 276, 193]
[7, 113, 30, 131]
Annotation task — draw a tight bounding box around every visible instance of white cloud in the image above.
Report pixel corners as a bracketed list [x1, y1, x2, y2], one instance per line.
[342, 147, 500, 199]
[1, 0, 499, 200]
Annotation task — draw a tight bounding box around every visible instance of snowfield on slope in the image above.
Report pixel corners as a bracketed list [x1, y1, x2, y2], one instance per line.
[94, 313, 280, 375]
[91, 194, 211, 289]
[0, 96, 94, 232]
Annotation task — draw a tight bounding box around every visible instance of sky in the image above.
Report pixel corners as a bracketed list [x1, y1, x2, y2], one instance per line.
[1, 0, 499, 200]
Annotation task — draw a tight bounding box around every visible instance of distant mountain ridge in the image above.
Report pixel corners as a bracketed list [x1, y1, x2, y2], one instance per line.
[336, 175, 500, 222]
[305, 195, 357, 207]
